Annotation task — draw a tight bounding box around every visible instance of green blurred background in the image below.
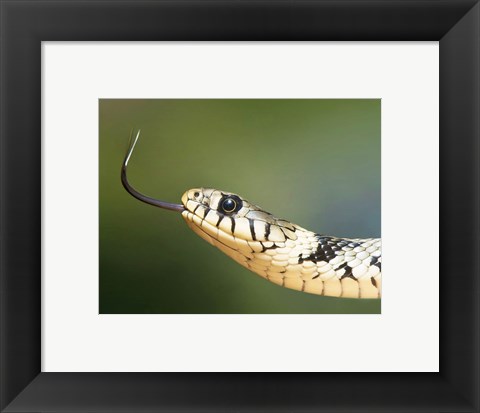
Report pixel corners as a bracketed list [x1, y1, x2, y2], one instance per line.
[99, 99, 380, 314]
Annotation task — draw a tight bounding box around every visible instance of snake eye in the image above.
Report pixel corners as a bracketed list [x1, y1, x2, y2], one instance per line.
[222, 198, 237, 213]
[219, 195, 242, 214]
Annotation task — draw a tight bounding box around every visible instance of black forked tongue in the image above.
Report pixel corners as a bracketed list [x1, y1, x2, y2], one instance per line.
[121, 130, 185, 212]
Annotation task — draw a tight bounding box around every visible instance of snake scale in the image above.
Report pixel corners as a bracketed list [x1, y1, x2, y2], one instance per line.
[122, 131, 382, 299]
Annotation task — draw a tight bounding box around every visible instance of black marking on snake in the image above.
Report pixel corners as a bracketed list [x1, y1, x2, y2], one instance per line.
[336, 261, 349, 270]
[248, 218, 256, 240]
[230, 217, 235, 234]
[201, 206, 210, 219]
[279, 227, 290, 239]
[193, 204, 201, 215]
[370, 256, 381, 272]
[340, 265, 356, 280]
[337, 261, 355, 280]
[265, 223, 271, 240]
[210, 212, 221, 227]
[298, 240, 329, 264]
[371, 277, 377, 287]
[260, 242, 278, 253]
[299, 236, 361, 266]
[216, 215, 224, 228]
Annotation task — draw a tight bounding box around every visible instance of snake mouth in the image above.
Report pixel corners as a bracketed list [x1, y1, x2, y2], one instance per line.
[121, 130, 185, 212]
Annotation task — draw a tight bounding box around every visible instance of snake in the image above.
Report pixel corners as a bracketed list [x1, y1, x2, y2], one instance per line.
[121, 131, 382, 299]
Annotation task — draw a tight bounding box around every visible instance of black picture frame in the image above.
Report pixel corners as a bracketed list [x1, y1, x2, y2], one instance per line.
[1, 1, 479, 412]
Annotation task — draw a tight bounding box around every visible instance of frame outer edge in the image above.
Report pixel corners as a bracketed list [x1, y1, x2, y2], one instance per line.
[0, 0, 479, 412]
[0, 0, 42, 410]
[439, 2, 480, 410]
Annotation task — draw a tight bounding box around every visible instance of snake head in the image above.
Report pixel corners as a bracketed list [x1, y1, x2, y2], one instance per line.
[181, 188, 301, 255]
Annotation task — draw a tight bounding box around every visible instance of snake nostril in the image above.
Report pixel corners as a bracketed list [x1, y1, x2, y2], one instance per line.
[193, 191, 200, 198]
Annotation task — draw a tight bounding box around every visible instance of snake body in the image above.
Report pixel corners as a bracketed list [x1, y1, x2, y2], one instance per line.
[181, 188, 381, 299]
[122, 131, 382, 299]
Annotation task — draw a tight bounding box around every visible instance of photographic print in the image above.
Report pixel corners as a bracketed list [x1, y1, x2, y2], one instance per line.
[100, 99, 381, 314]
